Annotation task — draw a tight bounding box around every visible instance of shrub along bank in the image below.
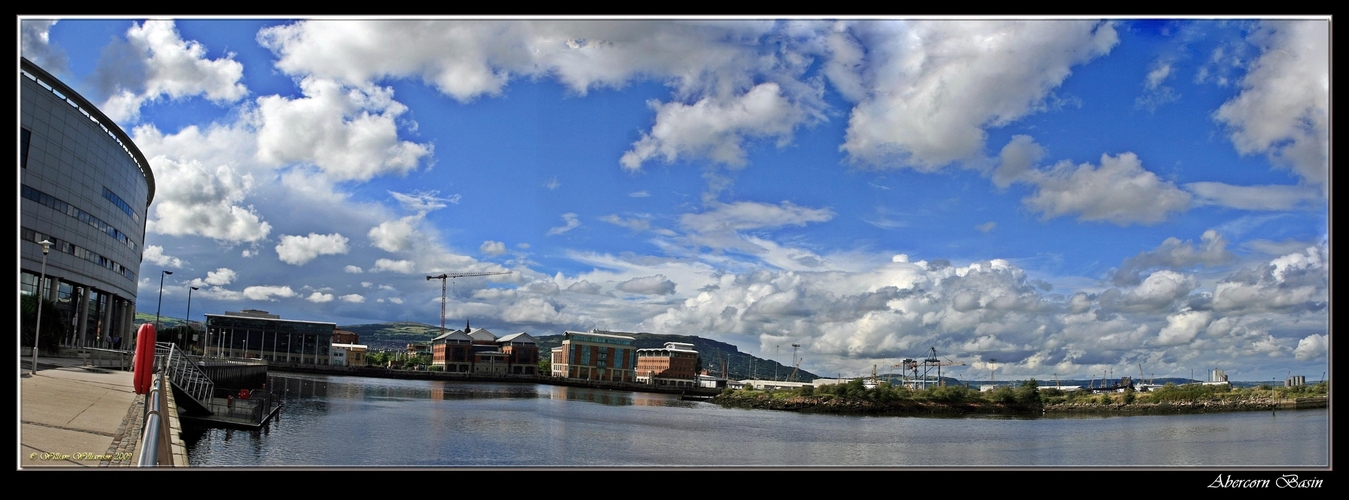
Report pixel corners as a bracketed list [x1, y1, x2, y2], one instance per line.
[711, 379, 1328, 416]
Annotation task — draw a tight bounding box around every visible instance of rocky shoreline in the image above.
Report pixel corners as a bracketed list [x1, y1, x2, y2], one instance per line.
[711, 393, 1327, 417]
[710, 393, 1038, 416]
[1043, 396, 1327, 415]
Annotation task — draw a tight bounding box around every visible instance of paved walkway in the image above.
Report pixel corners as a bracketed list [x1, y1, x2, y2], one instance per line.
[19, 356, 142, 468]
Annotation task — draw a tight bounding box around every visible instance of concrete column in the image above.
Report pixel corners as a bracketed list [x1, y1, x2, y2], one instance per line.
[101, 293, 114, 349]
[75, 285, 91, 347]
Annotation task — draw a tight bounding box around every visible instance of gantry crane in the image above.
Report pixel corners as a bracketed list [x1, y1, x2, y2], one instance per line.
[909, 347, 966, 389]
[426, 271, 510, 336]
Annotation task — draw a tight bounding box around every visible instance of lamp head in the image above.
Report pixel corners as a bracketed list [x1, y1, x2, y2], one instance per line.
[38, 239, 51, 254]
[164, 270, 173, 276]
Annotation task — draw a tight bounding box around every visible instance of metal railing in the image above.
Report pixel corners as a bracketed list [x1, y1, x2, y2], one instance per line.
[203, 389, 276, 426]
[84, 347, 133, 370]
[154, 342, 214, 412]
[138, 374, 173, 466]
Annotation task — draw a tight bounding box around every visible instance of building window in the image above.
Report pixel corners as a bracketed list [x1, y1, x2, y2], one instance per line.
[102, 187, 140, 224]
[22, 185, 138, 251]
[21, 128, 31, 169]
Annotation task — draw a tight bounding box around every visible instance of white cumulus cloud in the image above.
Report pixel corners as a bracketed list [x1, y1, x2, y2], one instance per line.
[1022, 152, 1191, 226]
[616, 275, 677, 295]
[841, 20, 1118, 170]
[480, 240, 507, 256]
[254, 77, 431, 181]
[276, 233, 350, 265]
[242, 285, 296, 301]
[94, 20, 247, 123]
[139, 154, 271, 243]
[372, 258, 417, 274]
[142, 245, 184, 268]
[1293, 333, 1327, 361]
[368, 216, 422, 253]
[1214, 20, 1328, 190]
[621, 83, 811, 171]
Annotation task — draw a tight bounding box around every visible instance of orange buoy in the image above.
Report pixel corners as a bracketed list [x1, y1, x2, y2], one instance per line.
[133, 323, 156, 394]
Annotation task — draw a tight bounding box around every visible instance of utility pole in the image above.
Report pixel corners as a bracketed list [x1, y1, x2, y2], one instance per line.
[426, 271, 509, 337]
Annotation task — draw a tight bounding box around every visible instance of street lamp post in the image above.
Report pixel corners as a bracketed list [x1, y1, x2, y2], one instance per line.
[185, 286, 199, 350]
[30, 239, 52, 376]
[155, 270, 173, 334]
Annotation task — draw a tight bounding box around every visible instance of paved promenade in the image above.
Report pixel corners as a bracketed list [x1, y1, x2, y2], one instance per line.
[18, 356, 144, 468]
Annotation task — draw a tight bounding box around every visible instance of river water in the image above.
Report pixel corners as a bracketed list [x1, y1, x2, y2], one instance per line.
[182, 373, 1329, 467]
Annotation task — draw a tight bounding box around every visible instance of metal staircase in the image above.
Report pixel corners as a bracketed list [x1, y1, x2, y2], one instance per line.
[154, 342, 215, 415]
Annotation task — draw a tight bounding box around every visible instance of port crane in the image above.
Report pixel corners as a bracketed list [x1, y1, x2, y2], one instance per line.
[426, 271, 511, 335]
[902, 347, 966, 389]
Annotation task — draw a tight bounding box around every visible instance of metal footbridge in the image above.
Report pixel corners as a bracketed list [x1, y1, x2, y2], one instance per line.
[153, 342, 279, 429]
[154, 343, 215, 414]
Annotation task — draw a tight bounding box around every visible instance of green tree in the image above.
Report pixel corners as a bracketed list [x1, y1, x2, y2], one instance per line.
[1014, 378, 1041, 407]
[990, 386, 1017, 405]
[538, 358, 551, 374]
[20, 294, 66, 355]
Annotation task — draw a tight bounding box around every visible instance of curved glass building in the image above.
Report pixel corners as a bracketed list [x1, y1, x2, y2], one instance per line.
[20, 57, 154, 348]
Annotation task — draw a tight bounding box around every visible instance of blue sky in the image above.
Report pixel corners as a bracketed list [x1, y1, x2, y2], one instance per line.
[21, 18, 1328, 382]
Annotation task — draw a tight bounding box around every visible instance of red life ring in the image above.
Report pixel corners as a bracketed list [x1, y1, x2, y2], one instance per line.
[238, 389, 251, 400]
[133, 323, 156, 394]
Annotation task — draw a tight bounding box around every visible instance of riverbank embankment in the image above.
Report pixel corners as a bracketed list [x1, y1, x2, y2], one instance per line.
[710, 392, 1328, 417]
[1043, 396, 1327, 415]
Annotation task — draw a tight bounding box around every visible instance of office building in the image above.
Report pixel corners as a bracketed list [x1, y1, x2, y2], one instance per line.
[204, 309, 336, 364]
[20, 57, 154, 349]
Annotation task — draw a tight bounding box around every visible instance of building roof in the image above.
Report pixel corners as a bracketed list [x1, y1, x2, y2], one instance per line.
[467, 327, 497, 342]
[204, 312, 336, 327]
[432, 330, 472, 342]
[638, 342, 698, 354]
[21, 57, 155, 204]
[564, 330, 636, 341]
[497, 332, 536, 344]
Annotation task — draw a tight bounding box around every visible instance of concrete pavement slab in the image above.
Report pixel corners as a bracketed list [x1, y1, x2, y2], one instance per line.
[19, 365, 139, 468]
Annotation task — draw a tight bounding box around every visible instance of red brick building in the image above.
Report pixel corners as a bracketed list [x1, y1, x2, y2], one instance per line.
[333, 329, 359, 345]
[431, 323, 538, 375]
[550, 330, 637, 382]
[636, 342, 700, 388]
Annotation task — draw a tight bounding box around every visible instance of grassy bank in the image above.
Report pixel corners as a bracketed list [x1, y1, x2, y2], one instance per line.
[710, 379, 1328, 417]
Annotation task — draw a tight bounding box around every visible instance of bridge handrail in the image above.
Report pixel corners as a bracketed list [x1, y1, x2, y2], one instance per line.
[137, 374, 174, 466]
[154, 343, 214, 411]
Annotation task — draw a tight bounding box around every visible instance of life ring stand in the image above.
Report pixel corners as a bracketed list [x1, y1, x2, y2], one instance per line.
[132, 323, 156, 394]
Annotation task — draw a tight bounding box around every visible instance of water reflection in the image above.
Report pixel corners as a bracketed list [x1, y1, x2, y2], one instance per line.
[183, 373, 1328, 467]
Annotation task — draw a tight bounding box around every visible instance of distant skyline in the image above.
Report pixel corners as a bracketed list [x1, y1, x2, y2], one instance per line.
[21, 17, 1328, 382]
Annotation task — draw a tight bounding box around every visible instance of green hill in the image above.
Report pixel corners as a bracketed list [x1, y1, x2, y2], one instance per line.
[133, 312, 188, 329]
[339, 322, 445, 350]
